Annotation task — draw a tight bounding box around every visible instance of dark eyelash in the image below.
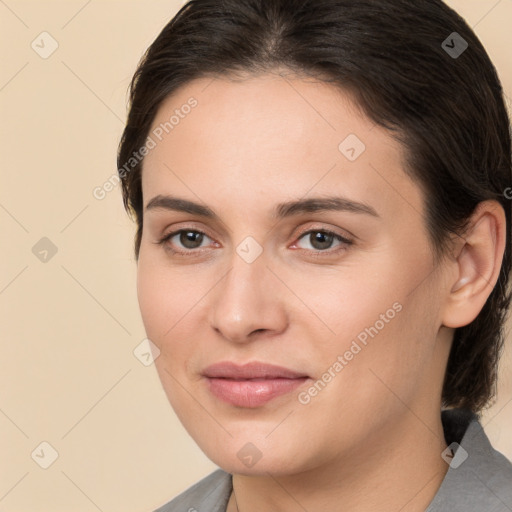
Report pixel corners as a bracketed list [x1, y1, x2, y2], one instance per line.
[155, 228, 353, 255]
[156, 230, 183, 245]
[300, 229, 353, 246]
[155, 229, 209, 252]
[295, 229, 353, 258]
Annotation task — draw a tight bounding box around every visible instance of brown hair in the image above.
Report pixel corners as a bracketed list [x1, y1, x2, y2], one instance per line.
[117, 0, 512, 414]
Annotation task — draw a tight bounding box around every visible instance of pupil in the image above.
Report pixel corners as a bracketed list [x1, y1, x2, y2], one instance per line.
[312, 232, 332, 250]
[181, 231, 202, 249]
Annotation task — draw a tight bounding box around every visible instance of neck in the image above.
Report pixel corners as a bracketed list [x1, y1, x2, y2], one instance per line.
[227, 410, 448, 512]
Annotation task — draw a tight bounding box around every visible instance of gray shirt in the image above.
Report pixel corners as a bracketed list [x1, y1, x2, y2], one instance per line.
[154, 409, 512, 511]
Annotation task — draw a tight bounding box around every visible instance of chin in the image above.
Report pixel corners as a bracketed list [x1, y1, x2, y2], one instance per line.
[193, 434, 316, 477]
[208, 453, 302, 476]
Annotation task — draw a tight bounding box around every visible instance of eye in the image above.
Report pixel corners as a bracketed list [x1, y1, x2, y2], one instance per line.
[293, 229, 353, 253]
[155, 227, 353, 257]
[156, 229, 214, 254]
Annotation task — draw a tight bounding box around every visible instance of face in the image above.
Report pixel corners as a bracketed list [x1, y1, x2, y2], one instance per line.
[137, 72, 452, 476]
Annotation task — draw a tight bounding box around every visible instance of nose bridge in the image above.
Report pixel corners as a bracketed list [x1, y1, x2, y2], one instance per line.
[209, 243, 287, 342]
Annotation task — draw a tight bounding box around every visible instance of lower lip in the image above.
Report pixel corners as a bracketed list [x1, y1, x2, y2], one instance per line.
[205, 377, 309, 407]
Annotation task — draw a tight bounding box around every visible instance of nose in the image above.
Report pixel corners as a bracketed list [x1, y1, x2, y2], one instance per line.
[209, 249, 289, 344]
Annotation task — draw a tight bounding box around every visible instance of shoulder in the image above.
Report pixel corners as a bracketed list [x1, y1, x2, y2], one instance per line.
[153, 469, 232, 512]
[427, 409, 512, 512]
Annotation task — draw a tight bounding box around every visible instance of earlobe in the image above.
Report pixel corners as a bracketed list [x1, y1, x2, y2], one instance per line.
[442, 200, 506, 329]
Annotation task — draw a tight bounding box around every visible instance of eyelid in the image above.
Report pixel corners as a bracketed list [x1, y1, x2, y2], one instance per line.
[157, 221, 216, 242]
[156, 223, 354, 256]
[155, 227, 216, 254]
[293, 223, 353, 241]
[290, 228, 353, 255]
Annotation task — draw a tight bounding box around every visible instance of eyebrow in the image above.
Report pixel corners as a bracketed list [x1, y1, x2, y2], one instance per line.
[145, 194, 379, 219]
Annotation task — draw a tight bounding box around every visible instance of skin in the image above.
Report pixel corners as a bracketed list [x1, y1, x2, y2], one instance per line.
[136, 71, 506, 512]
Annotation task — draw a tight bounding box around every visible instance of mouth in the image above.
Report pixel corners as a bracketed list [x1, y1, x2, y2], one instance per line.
[202, 361, 310, 408]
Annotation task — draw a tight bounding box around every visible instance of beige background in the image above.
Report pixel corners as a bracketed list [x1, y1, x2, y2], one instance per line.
[0, 1, 511, 511]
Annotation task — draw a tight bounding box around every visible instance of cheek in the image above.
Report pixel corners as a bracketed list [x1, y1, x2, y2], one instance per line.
[136, 252, 212, 378]
[136, 262, 169, 340]
[136, 259, 196, 401]
[293, 264, 434, 402]
[136, 251, 201, 340]
[283, 263, 401, 351]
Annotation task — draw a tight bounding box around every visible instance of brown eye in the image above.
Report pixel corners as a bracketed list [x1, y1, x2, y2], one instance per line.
[295, 230, 352, 252]
[157, 229, 213, 254]
[178, 230, 205, 249]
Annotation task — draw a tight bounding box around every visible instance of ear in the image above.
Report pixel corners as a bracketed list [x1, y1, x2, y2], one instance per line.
[442, 200, 506, 329]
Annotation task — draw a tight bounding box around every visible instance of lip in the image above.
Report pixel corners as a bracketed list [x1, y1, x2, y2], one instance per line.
[202, 361, 310, 408]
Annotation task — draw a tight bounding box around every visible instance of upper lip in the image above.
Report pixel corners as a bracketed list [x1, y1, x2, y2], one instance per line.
[202, 361, 309, 379]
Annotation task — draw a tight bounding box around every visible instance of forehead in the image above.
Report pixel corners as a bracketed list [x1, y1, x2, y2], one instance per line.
[145, 72, 375, 161]
[141, 73, 423, 220]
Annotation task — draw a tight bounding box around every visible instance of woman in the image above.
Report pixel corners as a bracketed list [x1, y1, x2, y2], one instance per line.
[117, 0, 512, 510]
